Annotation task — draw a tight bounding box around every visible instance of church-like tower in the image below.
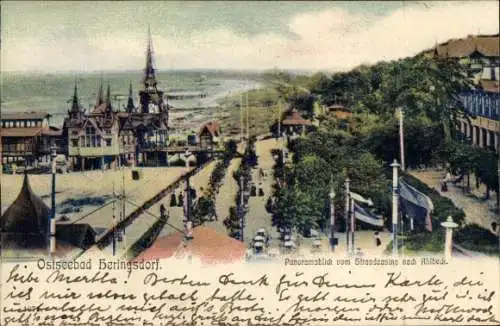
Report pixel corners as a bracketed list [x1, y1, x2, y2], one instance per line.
[126, 82, 135, 113]
[68, 81, 84, 121]
[138, 26, 167, 116]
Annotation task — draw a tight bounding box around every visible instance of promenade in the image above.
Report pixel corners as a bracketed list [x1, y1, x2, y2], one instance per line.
[410, 170, 498, 231]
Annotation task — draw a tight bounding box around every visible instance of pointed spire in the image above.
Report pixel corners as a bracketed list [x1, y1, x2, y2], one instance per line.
[96, 77, 104, 107]
[143, 25, 157, 90]
[106, 82, 111, 103]
[22, 172, 30, 193]
[70, 80, 80, 112]
[126, 82, 135, 112]
[105, 82, 113, 113]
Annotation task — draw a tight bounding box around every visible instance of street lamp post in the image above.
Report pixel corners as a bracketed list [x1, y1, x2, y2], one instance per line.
[391, 159, 400, 256]
[240, 175, 244, 242]
[344, 177, 350, 254]
[329, 190, 336, 251]
[112, 182, 116, 256]
[397, 108, 405, 172]
[441, 216, 458, 260]
[49, 144, 57, 256]
[184, 149, 191, 168]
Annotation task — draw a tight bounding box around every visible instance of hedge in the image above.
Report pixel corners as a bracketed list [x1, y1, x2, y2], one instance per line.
[395, 172, 497, 255]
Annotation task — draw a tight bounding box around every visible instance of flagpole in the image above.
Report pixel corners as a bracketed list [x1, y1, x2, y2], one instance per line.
[350, 197, 355, 255]
[277, 98, 281, 142]
[246, 88, 249, 141]
[397, 108, 405, 172]
[391, 159, 400, 256]
[240, 94, 244, 142]
[329, 189, 336, 251]
[344, 177, 350, 255]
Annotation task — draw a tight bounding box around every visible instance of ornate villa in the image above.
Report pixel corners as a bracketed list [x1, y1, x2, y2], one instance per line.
[1, 29, 221, 172]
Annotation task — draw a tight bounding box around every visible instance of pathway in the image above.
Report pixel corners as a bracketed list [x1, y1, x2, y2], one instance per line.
[156, 160, 218, 239]
[81, 161, 217, 258]
[410, 170, 498, 231]
[207, 157, 242, 235]
[244, 139, 280, 244]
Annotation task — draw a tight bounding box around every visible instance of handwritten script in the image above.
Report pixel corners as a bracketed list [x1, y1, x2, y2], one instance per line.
[1, 257, 498, 326]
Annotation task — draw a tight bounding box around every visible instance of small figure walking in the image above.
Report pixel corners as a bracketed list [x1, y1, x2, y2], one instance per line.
[374, 231, 382, 247]
[441, 179, 448, 192]
[160, 203, 166, 220]
[170, 192, 177, 207]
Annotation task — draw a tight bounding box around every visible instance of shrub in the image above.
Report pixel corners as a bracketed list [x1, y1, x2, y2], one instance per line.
[400, 172, 466, 225]
[455, 224, 499, 255]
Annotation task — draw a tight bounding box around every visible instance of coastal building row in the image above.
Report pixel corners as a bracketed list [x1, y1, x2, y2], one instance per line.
[423, 34, 500, 150]
[1, 31, 221, 172]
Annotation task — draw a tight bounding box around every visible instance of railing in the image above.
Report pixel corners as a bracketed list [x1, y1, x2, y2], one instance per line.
[465, 109, 499, 121]
[95, 159, 214, 249]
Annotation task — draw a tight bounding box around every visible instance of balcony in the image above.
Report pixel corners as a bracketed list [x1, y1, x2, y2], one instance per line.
[68, 146, 120, 157]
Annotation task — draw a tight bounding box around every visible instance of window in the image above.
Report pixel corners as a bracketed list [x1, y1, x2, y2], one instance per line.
[105, 139, 112, 147]
[72, 139, 78, 147]
[80, 136, 85, 147]
[85, 127, 98, 147]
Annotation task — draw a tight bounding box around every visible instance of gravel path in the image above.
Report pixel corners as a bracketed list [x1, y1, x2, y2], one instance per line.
[206, 158, 242, 236]
[81, 162, 218, 258]
[245, 139, 280, 245]
[409, 170, 499, 231]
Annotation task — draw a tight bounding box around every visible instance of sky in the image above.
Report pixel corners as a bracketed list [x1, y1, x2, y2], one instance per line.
[1, 1, 499, 73]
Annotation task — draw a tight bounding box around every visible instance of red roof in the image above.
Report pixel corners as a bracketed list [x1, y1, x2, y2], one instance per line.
[479, 79, 500, 93]
[0, 127, 43, 137]
[198, 120, 220, 137]
[424, 34, 499, 58]
[135, 226, 247, 264]
[281, 110, 312, 126]
[1, 111, 51, 120]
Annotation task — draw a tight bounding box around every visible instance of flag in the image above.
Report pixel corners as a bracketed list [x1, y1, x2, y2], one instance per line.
[399, 179, 434, 232]
[353, 203, 384, 227]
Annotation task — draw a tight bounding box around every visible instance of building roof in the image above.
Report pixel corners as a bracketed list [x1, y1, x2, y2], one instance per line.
[424, 34, 499, 58]
[42, 127, 63, 136]
[281, 109, 312, 126]
[0, 127, 43, 137]
[479, 79, 500, 93]
[0, 174, 50, 234]
[198, 120, 220, 137]
[135, 226, 247, 264]
[1, 111, 51, 120]
[56, 223, 96, 250]
[92, 103, 108, 114]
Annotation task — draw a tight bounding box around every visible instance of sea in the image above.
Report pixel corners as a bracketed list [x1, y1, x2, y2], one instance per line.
[1, 70, 263, 129]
